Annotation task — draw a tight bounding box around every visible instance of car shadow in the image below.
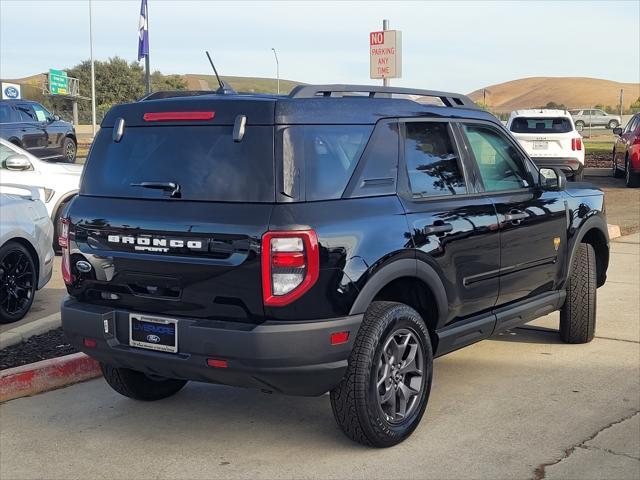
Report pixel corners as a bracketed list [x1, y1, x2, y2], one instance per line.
[489, 325, 564, 345]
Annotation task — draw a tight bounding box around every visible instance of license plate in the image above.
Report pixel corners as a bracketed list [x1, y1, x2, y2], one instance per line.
[532, 141, 548, 150]
[129, 314, 178, 353]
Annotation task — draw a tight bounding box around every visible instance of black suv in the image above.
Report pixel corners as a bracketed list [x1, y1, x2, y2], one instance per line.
[0, 99, 77, 162]
[61, 85, 609, 447]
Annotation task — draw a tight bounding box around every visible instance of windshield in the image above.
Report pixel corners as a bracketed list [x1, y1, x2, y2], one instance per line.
[82, 126, 275, 202]
[510, 117, 573, 134]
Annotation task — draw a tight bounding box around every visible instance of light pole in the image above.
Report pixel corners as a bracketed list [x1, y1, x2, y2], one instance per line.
[271, 48, 280, 94]
[89, 0, 97, 136]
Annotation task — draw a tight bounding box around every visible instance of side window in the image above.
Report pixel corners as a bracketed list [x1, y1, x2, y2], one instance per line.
[345, 122, 399, 198]
[279, 125, 373, 201]
[403, 122, 466, 198]
[462, 124, 531, 192]
[16, 105, 37, 122]
[0, 104, 15, 123]
[31, 104, 49, 122]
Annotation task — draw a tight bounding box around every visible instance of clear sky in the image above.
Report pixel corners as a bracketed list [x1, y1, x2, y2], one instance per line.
[1, 0, 638, 93]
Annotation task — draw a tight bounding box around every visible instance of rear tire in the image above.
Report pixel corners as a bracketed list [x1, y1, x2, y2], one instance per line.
[612, 152, 624, 178]
[560, 243, 597, 344]
[607, 120, 619, 129]
[573, 170, 584, 182]
[330, 301, 433, 447]
[62, 137, 77, 163]
[100, 363, 187, 401]
[626, 157, 640, 188]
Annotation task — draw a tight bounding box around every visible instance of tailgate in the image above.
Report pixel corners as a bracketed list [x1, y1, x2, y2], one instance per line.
[67, 196, 272, 323]
[515, 134, 572, 158]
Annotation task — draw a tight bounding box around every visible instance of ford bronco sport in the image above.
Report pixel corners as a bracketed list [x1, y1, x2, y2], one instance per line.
[61, 85, 609, 447]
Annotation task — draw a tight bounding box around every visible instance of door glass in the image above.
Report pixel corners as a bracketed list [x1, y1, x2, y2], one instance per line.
[462, 124, 531, 192]
[16, 105, 37, 122]
[31, 104, 48, 122]
[403, 122, 466, 198]
[0, 104, 14, 123]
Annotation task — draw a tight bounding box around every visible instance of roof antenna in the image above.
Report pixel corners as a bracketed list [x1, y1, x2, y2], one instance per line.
[205, 51, 236, 95]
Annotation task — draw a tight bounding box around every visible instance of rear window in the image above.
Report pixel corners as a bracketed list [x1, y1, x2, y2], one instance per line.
[279, 125, 373, 201]
[82, 126, 275, 202]
[510, 117, 573, 134]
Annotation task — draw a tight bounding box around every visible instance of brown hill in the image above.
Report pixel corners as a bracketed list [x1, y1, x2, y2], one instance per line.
[468, 77, 640, 113]
[184, 74, 304, 94]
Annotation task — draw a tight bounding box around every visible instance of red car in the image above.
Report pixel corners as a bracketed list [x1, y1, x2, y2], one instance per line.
[613, 113, 640, 187]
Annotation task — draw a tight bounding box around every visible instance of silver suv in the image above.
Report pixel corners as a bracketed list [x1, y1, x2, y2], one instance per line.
[569, 109, 621, 130]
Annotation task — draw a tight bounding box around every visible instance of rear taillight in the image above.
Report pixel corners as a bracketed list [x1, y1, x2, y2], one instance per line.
[59, 218, 73, 285]
[571, 138, 582, 151]
[261, 230, 319, 307]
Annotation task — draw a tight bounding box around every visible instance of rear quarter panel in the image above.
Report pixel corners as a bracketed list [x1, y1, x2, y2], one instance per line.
[267, 196, 411, 320]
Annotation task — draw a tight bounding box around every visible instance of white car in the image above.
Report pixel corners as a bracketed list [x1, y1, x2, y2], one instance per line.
[0, 185, 54, 323]
[0, 138, 82, 246]
[507, 109, 585, 181]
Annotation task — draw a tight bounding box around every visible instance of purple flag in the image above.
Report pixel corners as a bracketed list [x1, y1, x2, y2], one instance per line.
[138, 0, 149, 61]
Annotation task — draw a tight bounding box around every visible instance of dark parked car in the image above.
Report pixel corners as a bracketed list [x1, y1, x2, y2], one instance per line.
[613, 113, 640, 187]
[0, 100, 77, 163]
[61, 85, 609, 447]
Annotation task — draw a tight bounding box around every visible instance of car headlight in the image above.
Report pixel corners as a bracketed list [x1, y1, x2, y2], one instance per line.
[43, 188, 55, 203]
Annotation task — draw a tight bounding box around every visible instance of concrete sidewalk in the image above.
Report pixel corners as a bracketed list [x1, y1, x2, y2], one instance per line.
[0, 236, 638, 480]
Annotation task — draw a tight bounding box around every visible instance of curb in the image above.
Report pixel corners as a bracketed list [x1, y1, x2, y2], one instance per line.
[0, 313, 61, 349]
[607, 224, 622, 240]
[0, 352, 101, 402]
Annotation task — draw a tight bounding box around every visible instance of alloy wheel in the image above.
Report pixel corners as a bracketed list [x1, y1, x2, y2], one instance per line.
[65, 141, 76, 161]
[0, 249, 35, 317]
[376, 328, 424, 423]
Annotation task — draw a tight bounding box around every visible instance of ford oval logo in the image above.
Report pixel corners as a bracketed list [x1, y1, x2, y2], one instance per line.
[4, 86, 19, 99]
[146, 334, 161, 343]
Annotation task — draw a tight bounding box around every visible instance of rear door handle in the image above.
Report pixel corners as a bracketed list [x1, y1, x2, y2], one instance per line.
[503, 210, 528, 224]
[422, 223, 453, 236]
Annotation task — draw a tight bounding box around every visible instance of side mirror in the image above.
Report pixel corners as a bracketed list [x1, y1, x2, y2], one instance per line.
[49, 114, 61, 122]
[612, 127, 623, 136]
[4, 155, 32, 171]
[539, 167, 566, 191]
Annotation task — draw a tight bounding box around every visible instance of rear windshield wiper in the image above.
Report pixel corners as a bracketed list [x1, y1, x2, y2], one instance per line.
[130, 181, 181, 198]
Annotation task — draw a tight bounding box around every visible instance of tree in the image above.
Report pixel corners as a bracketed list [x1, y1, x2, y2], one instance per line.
[540, 101, 567, 110]
[37, 57, 187, 123]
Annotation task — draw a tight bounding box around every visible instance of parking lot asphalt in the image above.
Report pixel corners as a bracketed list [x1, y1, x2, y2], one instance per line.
[0, 235, 637, 480]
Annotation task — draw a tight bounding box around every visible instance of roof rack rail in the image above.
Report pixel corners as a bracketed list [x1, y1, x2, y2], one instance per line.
[289, 84, 479, 109]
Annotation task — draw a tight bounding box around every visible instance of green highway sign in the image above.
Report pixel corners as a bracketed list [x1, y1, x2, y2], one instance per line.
[49, 68, 68, 95]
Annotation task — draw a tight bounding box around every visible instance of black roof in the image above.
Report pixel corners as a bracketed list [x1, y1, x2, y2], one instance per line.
[102, 84, 498, 127]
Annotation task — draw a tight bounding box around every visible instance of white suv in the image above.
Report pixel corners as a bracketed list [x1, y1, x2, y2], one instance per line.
[507, 109, 585, 181]
[0, 138, 82, 248]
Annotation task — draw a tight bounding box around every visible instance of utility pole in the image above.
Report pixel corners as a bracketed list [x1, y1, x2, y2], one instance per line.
[620, 89, 624, 119]
[271, 48, 280, 94]
[382, 19, 389, 87]
[89, 0, 96, 136]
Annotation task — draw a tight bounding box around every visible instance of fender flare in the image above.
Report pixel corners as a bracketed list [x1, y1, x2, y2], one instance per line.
[565, 214, 609, 287]
[348, 258, 448, 325]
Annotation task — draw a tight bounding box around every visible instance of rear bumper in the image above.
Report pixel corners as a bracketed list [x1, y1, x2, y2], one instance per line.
[530, 157, 584, 176]
[61, 297, 362, 396]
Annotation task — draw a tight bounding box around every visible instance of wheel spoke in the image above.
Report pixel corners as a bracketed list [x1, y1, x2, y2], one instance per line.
[377, 363, 390, 389]
[399, 344, 421, 375]
[396, 387, 408, 419]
